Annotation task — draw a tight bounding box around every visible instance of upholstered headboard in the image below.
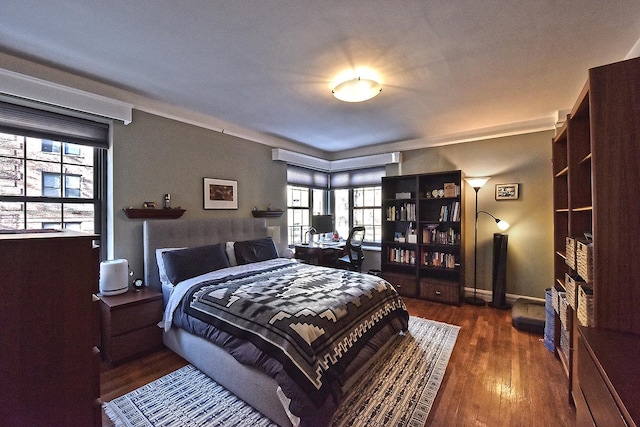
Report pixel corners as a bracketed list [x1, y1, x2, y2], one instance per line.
[143, 217, 268, 293]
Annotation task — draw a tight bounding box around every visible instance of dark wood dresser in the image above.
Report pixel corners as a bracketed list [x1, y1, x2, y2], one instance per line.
[0, 230, 101, 426]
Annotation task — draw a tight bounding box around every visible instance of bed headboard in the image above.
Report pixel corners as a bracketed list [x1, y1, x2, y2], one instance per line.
[143, 217, 268, 293]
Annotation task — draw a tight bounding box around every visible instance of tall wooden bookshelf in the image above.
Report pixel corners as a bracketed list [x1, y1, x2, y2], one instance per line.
[552, 56, 640, 422]
[381, 171, 464, 305]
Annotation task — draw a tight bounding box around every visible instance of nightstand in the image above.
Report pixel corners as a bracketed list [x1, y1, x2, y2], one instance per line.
[98, 288, 163, 365]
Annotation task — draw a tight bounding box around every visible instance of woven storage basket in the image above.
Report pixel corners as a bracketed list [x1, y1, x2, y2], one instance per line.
[577, 285, 595, 327]
[559, 294, 570, 331]
[551, 286, 565, 314]
[564, 274, 585, 310]
[565, 237, 576, 269]
[576, 240, 593, 283]
[551, 286, 558, 312]
[544, 289, 555, 352]
[560, 326, 570, 361]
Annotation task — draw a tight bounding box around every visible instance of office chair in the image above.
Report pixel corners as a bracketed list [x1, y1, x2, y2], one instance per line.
[338, 226, 365, 272]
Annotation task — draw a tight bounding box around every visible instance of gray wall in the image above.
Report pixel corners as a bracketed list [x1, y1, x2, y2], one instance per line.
[109, 109, 553, 299]
[398, 130, 554, 299]
[111, 110, 287, 281]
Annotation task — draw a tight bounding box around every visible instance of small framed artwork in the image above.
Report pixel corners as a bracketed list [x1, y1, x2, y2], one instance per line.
[203, 178, 238, 209]
[495, 183, 519, 200]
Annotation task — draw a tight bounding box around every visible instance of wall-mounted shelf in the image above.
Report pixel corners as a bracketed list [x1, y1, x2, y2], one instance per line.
[123, 208, 186, 219]
[251, 210, 284, 218]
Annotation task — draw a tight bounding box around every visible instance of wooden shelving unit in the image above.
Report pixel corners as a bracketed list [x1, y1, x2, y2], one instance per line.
[381, 171, 464, 305]
[551, 56, 640, 423]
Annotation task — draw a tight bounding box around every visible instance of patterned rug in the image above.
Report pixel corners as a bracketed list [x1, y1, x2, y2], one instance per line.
[104, 316, 460, 427]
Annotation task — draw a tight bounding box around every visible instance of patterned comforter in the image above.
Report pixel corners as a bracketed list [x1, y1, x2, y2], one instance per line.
[168, 259, 409, 426]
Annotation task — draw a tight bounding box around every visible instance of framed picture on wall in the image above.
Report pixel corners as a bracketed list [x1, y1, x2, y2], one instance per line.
[203, 178, 238, 209]
[495, 183, 519, 200]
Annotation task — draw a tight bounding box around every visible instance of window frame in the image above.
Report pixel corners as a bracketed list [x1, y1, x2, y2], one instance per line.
[332, 186, 382, 245]
[0, 101, 108, 258]
[287, 185, 328, 245]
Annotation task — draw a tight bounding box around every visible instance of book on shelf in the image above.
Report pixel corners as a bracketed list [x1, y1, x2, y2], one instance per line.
[389, 248, 416, 265]
[438, 201, 460, 222]
[423, 251, 457, 269]
[386, 203, 416, 221]
[422, 226, 459, 245]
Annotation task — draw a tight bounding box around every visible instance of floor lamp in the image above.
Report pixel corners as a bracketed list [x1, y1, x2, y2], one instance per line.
[463, 178, 509, 308]
[465, 177, 490, 305]
[464, 178, 511, 306]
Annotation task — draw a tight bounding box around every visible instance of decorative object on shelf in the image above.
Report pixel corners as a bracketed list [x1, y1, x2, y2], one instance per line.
[464, 177, 490, 306]
[143, 201, 156, 208]
[123, 208, 186, 219]
[203, 178, 238, 210]
[163, 193, 171, 208]
[495, 183, 520, 200]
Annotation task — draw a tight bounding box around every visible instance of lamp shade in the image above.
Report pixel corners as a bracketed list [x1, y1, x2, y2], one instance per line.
[464, 177, 490, 190]
[496, 219, 510, 231]
[332, 77, 382, 102]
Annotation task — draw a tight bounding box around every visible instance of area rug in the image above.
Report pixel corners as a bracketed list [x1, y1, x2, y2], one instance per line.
[104, 316, 460, 427]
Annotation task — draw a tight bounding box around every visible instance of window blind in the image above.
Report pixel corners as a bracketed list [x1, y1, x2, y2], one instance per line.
[288, 165, 384, 189]
[287, 165, 329, 189]
[0, 101, 109, 148]
[330, 166, 384, 189]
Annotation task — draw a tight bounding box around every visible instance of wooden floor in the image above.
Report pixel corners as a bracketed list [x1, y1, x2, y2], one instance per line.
[100, 297, 576, 426]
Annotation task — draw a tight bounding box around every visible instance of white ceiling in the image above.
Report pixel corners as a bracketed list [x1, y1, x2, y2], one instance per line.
[1, 1, 639, 158]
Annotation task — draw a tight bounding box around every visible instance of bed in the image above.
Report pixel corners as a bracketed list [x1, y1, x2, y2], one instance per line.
[143, 218, 409, 427]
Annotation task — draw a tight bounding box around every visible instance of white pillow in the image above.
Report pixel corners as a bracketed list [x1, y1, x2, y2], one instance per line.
[156, 247, 184, 286]
[225, 241, 238, 266]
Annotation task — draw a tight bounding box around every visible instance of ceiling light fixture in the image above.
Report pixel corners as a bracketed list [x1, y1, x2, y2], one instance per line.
[332, 77, 382, 102]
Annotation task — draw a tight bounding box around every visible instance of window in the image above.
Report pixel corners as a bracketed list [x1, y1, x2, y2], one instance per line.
[286, 165, 329, 245]
[334, 186, 382, 244]
[0, 101, 108, 255]
[287, 165, 383, 246]
[287, 185, 310, 245]
[287, 185, 327, 245]
[331, 167, 384, 245]
[41, 139, 61, 153]
[42, 171, 83, 198]
[1, 134, 97, 232]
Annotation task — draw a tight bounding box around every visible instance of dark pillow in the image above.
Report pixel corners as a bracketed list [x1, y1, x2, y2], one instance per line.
[234, 237, 279, 265]
[162, 243, 230, 284]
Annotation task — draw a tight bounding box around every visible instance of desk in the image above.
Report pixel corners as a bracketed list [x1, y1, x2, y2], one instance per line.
[294, 242, 345, 267]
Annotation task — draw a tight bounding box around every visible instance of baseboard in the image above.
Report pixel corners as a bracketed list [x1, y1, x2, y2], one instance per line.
[463, 288, 545, 306]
